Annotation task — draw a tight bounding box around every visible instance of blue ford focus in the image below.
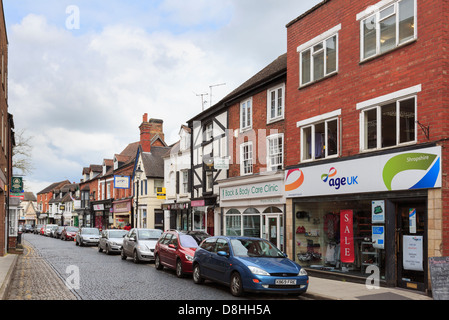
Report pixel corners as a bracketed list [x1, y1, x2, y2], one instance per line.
[192, 236, 308, 297]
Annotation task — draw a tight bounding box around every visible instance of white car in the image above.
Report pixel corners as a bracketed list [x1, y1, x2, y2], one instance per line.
[75, 227, 101, 246]
[121, 228, 163, 263]
[98, 229, 128, 254]
[44, 224, 58, 237]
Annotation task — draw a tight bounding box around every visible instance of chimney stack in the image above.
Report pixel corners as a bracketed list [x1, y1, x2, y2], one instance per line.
[139, 114, 165, 152]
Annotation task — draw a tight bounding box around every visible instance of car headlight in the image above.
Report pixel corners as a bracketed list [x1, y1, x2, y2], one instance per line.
[298, 268, 307, 276]
[248, 266, 270, 276]
[185, 254, 194, 261]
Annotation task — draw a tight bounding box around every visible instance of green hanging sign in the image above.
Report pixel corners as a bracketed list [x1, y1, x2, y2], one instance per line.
[11, 177, 23, 194]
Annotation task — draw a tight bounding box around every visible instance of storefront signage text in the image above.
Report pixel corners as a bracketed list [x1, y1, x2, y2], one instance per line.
[285, 146, 442, 198]
[340, 210, 354, 263]
[221, 181, 282, 201]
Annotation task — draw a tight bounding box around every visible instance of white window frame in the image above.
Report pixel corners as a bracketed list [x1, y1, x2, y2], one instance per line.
[358, 0, 417, 62]
[297, 110, 341, 162]
[182, 170, 189, 194]
[267, 83, 285, 123]
[267, 134, 284, 171]
[359, 97, 418, 152]
[240, 98, 252, 131]
[297, 24, 341, 87]
[240, 142, 253, 176]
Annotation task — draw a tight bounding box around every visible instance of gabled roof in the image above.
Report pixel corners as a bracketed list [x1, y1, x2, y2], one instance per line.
[37, 180, 71, 195]
[187, 53, 287, 124]
[141, 146, 171, 178]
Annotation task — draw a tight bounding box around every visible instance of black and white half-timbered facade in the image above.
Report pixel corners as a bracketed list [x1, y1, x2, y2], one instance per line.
[187, 105, 229, 236]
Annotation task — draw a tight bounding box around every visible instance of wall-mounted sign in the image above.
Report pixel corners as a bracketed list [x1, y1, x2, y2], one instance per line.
[157, 187, 166, 200]
[372, 225, 385, 249]
[93, 204, 104, 211]
[285, 146, 442, 198]
[221, 181, 283, 201]
[114, 175, 130, 189]
[214, 157, 229, 170]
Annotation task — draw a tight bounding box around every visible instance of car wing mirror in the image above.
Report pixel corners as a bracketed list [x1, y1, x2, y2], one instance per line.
[217, 251, 229, 257]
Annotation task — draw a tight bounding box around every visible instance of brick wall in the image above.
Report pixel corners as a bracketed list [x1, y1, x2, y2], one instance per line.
[227, 82, 286, 177]
[286, 0, 449, 256]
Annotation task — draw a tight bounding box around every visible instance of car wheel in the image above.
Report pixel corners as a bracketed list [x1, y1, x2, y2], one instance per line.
[105, 245, 110, 255]
[75, 240, 79, 246]
[133, 250, 140, 264]
[230, 272, 244, 297]
[176, 259, 184, 278]
[193, 264, 204, 284]
[155, 254, 163, 270]
[121, 249, 127, 260]
[98, 245, 103, 252]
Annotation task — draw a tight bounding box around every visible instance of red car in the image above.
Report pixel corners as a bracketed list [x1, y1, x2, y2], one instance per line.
[61, 226, 79, 241]
[154, 230, 210, 278]
[40, 225, 46, 235]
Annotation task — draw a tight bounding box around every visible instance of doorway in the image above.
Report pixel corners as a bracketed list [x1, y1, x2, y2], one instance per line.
[396, 201, 427, 291]
[262, 207, 284, 251]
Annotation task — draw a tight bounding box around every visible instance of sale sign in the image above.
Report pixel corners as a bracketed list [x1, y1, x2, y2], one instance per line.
[340, 210, 354, 263]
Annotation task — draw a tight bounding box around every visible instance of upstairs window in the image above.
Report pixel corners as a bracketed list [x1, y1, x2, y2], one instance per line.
[240, 98, 252, 131]
[297, 110, 340, 162]
[240, 142, 253, 175]
[360, 0, 416, 61]
[298, 25, 340, 87]
[267, 134, 284, 171]
[357, 85, 420, 151]
[267, 84, 285, 123]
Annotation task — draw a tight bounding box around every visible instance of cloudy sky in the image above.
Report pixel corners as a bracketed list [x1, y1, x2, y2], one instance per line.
[4, 0, 321, 195]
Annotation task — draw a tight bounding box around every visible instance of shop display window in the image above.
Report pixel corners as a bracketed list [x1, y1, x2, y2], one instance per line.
[294, 200, 385, 279]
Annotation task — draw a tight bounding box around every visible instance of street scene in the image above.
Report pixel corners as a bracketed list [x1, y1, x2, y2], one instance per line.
[1, 0, 449, 306]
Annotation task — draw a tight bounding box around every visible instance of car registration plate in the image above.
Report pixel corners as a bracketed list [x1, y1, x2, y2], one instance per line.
[275, 279, 297, 285]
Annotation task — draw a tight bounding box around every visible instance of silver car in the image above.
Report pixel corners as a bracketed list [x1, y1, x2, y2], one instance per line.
[121, 228, 163, 263]
[44, 224, 58, 237]
[98, 229, 128, 255]
[75, 227, 100, 246]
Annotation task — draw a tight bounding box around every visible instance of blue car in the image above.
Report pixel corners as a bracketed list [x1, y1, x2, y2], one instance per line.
[192, 236, 308, 297]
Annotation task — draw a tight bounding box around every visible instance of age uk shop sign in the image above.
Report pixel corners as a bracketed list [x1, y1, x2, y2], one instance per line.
[285, 146, 441, 198]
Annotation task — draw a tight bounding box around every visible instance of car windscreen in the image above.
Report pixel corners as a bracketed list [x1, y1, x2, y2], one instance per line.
[109, 230, 128, 238]
[230, 239, 285, 258]
[81, 228, 99, 235]
[138, 229, 162, 240]
[66, 227, 78, 232]
[179, 235, 198, 248]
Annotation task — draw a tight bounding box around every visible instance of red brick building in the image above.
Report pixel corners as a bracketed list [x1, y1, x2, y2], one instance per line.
[218, 53, 287, 249]
[284, 0, 446, 293]
[36, 180, 71, 223]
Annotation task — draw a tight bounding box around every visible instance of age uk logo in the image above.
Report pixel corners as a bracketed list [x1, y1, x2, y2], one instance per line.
[321, 167, 358, 190]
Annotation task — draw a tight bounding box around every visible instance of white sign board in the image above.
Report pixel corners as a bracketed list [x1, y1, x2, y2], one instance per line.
[221, 180, 283, 201]
[285, 146, 441, 198]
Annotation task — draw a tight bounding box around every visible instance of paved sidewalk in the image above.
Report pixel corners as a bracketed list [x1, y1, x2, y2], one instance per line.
[304, 275, 432, 300]
[0, 253, 18, 300]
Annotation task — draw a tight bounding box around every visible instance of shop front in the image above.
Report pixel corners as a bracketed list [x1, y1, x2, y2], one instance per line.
[191, 197, 220, 236]
[112, 199, 132, 229]
[163, 201, 191, 231]
[285, 145, 442, 293]
[91, 200, 112, 230]
[219, 172, 286, 251]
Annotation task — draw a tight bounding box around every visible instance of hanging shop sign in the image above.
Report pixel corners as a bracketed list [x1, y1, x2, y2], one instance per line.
[403, 235, 424, 271]
[11, 177, 23, 193]
[114, 175, 130, 189]
[340, 210, 354, 263]
[285, 146, 441, 198]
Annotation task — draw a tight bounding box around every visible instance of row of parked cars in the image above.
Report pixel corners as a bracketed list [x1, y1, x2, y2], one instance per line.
[31, 224, 309, 297]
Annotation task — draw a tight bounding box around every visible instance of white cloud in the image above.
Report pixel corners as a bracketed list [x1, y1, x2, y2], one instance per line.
[6, 0, 322, 195]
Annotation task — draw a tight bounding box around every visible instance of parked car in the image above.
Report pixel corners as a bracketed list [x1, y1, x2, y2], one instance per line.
[40, 225, 46, 235]
[61, 226, 78, 241]
[53, 226, 65, 239]
[75, 227, 100, 246]
[192, 236, 309, 297]
[24, 224, 33, 233]
[155, 230, 210, 277]
[98, 229, 128, 255]
[34, 224, 44, 234]
[184, 230, 210, 245]
[121, 228, 163, 263]
[44, 224, 58, 236]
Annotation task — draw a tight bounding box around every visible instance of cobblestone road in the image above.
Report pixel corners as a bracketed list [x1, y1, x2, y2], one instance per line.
[7, 239, 78, 300]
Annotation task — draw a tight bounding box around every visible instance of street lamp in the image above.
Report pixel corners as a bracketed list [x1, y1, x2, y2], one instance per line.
[134, 166, 143, 228]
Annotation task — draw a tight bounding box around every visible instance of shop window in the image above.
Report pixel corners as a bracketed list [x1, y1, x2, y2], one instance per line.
[225, 209, 241, 236]
[360, 0, 416, 61]
[294, 200, 386, 279]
